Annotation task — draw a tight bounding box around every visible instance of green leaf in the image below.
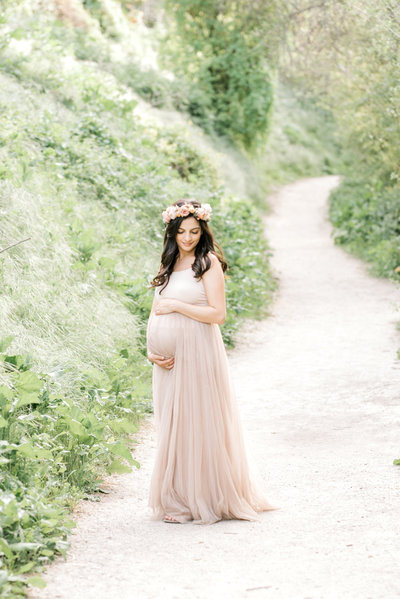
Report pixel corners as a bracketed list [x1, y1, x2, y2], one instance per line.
[82, 367, 108, 387]
[10, 27, 25, 40]
[0, 335, 14, 352]
[110, 356, 126, 371]
[17, 561, 36, 574]
[16, 442, 36, 458]
[41, 518, 59, 529]
[108, 419, 138, 434]
[15, 371, 43, 394]
[0, 385, 13, 401]
[14, 441, 52, 460]
[27, 575, 47, 588]
[4, 354, 29, 370]
[3, 498, 19, 523]
[67, 418, 86, 436]
[15, 391, 41, 408]
[9, 542, 41, 552]
[106, 441, 134, 464]
[35, 447, 53, 459]
[0, 415, 8, 427]
[98, 256, 117, 269]
[107, 459, 132, 474]
[0, 538, 13, 559]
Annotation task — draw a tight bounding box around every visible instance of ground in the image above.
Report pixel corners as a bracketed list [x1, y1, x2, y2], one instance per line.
[28, 176, 400, 599]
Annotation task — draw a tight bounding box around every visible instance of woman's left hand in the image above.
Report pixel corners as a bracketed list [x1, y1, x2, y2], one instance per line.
[154, 299, 178, 315]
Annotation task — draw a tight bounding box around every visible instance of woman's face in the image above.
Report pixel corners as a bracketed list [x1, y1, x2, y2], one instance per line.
[175, 216, 202, 253]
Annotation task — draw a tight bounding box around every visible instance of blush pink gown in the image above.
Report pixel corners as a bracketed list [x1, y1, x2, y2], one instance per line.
[146, 262, 277, 524]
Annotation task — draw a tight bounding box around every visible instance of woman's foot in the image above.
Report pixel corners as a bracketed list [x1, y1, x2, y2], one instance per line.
[163, 514, 180, 523]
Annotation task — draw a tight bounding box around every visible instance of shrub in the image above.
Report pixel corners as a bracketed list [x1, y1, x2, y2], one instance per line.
[329, 178, 400, 281]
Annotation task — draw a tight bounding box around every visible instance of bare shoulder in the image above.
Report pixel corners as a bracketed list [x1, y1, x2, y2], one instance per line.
[207, 251, 221, 269]
[202, 252, 223, 282]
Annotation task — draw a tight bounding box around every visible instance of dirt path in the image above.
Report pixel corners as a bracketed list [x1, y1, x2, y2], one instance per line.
[28, 176, 400, 599]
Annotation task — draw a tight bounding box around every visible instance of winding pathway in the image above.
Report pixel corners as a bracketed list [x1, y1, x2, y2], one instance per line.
[29, 176, 400, 599]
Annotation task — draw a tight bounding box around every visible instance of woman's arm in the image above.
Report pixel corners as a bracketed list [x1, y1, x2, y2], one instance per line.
[154, 254, 226, 325]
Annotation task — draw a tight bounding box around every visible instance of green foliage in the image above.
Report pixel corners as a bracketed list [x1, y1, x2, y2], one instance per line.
[110, 62, 187, 110]
[0, 338, 144, 596]
[213, 197, 277, 345]
[329, 178, 400, 282]
[162, 0, 278, 149]
[339, 2, 400, 185]
[81, 0, 126, 39]
[195, 36, 274, 148]
[156, 130, 218, 183]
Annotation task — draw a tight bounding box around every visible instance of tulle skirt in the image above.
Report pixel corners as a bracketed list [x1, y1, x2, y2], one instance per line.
[146, 311, 277, 524]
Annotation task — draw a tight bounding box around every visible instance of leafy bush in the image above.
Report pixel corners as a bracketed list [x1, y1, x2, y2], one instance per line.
[0, 337, 143, 596]
[329, 178, 400, 281]
[212, 197, 277, 345]
[161, 0, 278, 149]
[194, 36, 274, 148]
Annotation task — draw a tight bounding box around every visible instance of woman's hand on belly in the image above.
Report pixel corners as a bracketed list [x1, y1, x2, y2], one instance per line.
[154, 299, 177, 315]
[147, 350, 174, 370]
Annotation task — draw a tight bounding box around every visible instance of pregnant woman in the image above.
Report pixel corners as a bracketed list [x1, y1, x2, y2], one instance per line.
[146, 198, 278, 524]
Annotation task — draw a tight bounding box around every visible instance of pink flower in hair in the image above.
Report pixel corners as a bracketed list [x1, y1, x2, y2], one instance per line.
[196, 203, 212, 221]
[162, 206, 178, 223]
[179, 205, 190, 217]
[162, 201, 212, 223]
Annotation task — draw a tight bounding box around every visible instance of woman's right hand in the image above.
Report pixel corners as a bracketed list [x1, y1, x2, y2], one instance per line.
[147, 351, 174, 370]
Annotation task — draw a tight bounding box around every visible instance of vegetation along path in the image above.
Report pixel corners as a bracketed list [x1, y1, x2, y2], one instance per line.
[28, 176, 400, 599]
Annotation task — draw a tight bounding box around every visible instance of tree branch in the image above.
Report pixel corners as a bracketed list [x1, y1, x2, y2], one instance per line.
[0, 237, 31, 254]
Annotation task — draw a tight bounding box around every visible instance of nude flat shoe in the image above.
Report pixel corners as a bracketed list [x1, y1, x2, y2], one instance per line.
[163, 515, 180, 523]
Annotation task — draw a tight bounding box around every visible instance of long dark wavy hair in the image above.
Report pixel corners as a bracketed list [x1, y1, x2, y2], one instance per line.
[150, 199, 228, 294]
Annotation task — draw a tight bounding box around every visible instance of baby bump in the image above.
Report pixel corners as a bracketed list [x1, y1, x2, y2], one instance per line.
[147, 312, 181, 358]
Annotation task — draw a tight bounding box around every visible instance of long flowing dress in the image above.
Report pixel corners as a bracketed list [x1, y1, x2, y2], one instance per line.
[146, 262, 277, 524]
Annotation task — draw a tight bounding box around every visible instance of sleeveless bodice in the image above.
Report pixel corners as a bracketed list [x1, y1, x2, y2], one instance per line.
[147, 267, 209, 360]
[155, 268, 208, 306]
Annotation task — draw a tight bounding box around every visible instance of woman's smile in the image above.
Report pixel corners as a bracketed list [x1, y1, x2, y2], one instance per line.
[176, 216, 202, 253]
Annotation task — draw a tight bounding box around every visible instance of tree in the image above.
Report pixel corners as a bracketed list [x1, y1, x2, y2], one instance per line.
[162, 0, 281, 149]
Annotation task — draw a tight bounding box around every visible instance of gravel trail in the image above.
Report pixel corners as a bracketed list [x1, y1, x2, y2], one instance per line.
[28, 176, 400, 599]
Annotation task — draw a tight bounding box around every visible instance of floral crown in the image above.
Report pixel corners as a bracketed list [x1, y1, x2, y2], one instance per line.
[162, 201, 212, 224]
